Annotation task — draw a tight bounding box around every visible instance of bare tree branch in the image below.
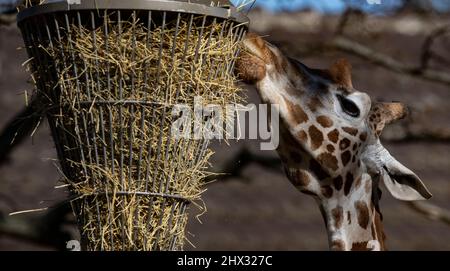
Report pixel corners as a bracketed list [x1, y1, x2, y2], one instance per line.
[0, 97, 43, 166]
[384, 128, 450, 143]
[330, 36, 450, 86]
[420, 24, 450, 70]
[408, 201, 450, 226]
[0, 14, 15, 26]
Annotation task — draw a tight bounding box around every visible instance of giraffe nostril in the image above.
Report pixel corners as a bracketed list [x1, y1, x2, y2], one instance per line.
[337, 94, 360, 118]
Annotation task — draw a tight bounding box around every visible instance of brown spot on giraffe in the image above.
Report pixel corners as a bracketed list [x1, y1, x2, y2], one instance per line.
[308, 97, 323, 112]
[374, 211, 386, 250]
[321, 185, 334, 199]
[355, 201, 370, 229]
[347, 211, 352, 224]
[333, 176, 343, 191]
[327, 144, 335, 153]
[343, 127, 358, 136]
[344, 172, 354, 196]
[351, 241, 370, 251]
[284, 99, 309, 125]
[359, 132, 368, 142]
[331, 240, 346, 251]
[317, 152, 339, 171]
[339, 138, 351, 150]
[327, 129, 339, 143]
[309, 125, 324, 150]
[287, 169, 310, 187]
[331, 206, 343, 229]
[341, 150, 352, 166]
[316, 116, 333, 128]
[365, 179, 371, 194]
[297, 130, 308, 142]
[354, 176, 362, 190]
[309, 159, 331, 180]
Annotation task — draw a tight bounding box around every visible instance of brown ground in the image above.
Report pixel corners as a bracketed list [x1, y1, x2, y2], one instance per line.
[0, 11, 449, 250]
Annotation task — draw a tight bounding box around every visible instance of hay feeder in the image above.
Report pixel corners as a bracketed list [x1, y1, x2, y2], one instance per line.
[17, 0, 248, 251]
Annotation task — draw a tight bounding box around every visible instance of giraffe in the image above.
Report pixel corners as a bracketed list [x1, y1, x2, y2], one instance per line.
[235, 33, 432, 251]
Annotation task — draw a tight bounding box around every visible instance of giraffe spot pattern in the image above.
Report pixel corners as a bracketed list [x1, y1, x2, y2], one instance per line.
[321, 185, 334, 199]
[342, 127, 358, 136]
[351, 241, 370, 251]
[331, 240, 346, 251]
[297, 130, 308, 142]
[331, 206, 343, 229]
[290, 170, 311, 187]
[333, 176, 343, 191]
[316, 116, 334, 128]
[309, 159, 330, 180]
[365, 179, 371, 194]
[344, 172, 354, 196]
[307, 97, 323, 112]
[327, 129, 339, 143]
[284, 99, 309, 125]
[326, 144, 335, 153]
[354, 176, 362, 190]
[309, 125, 324, 150]
[317, 152, 339, 171]
[359, 132, 368, 141]
[374, 211, 386, 250]
[339, 138, 351, 150]
[355, 200, 370, 229]
[341, 150, 352, 166]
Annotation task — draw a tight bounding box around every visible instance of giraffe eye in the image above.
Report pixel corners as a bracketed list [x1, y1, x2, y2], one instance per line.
[337, 94, 360, 118]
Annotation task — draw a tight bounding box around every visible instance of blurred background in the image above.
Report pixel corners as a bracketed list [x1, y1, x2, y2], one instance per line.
[0, 0, 449, 250]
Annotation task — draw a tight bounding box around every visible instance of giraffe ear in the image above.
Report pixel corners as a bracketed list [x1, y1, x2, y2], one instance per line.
[381, 157, 432, 201]
[329, 58, 353, 88]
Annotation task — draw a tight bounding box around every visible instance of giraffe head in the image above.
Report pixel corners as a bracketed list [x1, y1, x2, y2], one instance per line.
[236, 33, 432, 250]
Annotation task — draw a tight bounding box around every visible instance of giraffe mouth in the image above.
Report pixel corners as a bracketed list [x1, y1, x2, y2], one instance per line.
[241, 34, 274, 65]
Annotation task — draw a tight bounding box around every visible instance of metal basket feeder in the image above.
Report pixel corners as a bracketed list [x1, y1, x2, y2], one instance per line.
[17, 0, 248, 251]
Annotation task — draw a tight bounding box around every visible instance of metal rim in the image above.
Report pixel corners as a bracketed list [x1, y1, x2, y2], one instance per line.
[17, 0, 249, 24]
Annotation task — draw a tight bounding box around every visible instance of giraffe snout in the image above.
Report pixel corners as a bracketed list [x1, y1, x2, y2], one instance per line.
[236, 33, 277, 83]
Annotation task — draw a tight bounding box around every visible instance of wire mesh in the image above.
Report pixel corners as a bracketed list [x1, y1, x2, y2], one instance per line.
[18, 3, 247, 251]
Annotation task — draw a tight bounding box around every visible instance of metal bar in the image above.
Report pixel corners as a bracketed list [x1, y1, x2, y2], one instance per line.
[63, 12, 103, 248]
[129, 10, 139, 247]
[136, 11, 152, 191]
[116, 10, 127, 250]
[17, 0, 250, 25]
[141, 10, 153, 250]
[145, 10, 167, 251]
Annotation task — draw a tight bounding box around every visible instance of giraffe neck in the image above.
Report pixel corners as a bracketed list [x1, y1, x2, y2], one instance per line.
[318, 172, 386, 251]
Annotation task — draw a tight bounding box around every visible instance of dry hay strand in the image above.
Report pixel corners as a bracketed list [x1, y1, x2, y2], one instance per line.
[23, 11, 246, 251]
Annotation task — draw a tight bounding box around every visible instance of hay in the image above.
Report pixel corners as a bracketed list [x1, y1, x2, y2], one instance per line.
[21, 10, 245, 250]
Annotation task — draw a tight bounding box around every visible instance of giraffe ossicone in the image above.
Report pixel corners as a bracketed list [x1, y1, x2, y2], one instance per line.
[236, 33, 432, 251]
